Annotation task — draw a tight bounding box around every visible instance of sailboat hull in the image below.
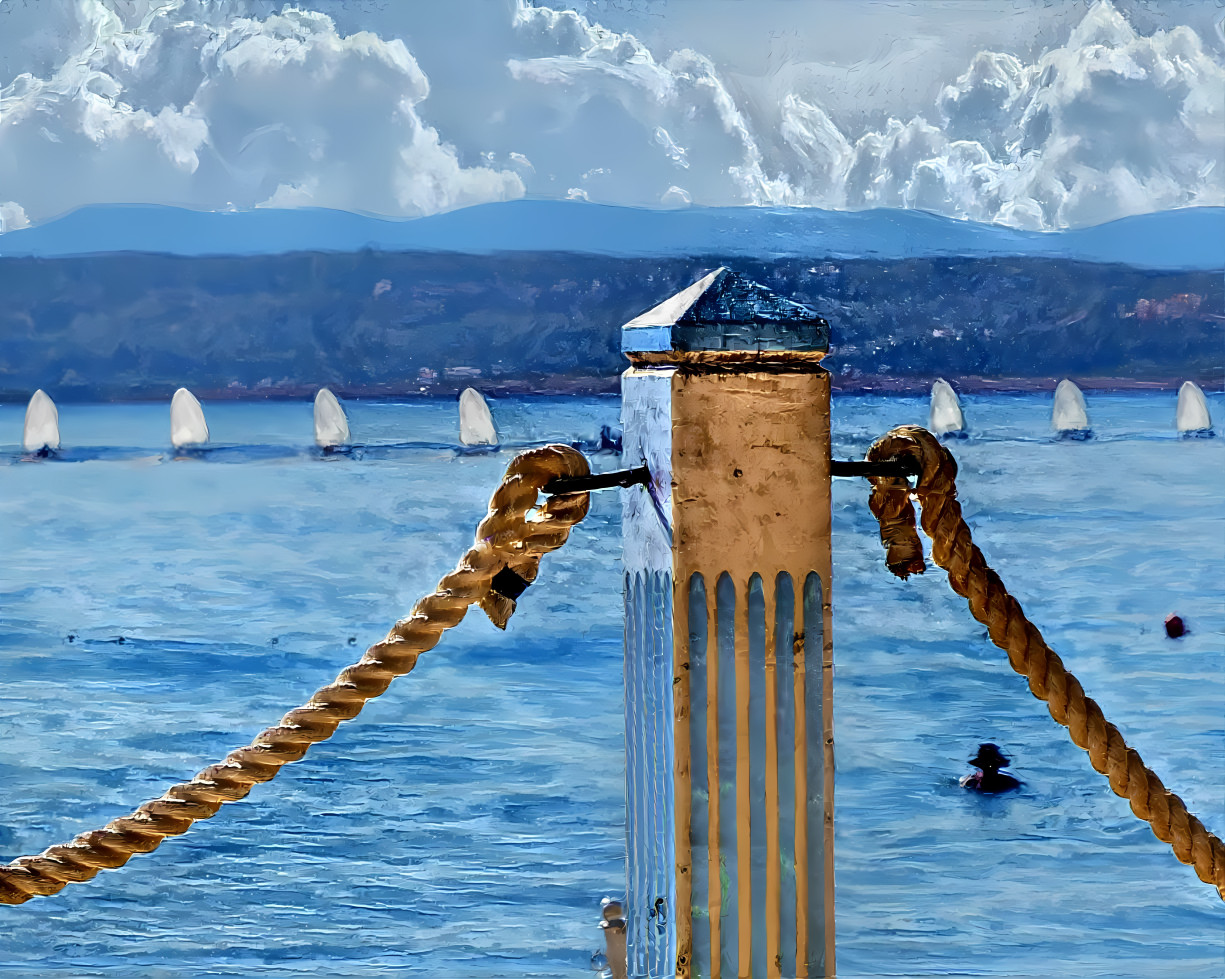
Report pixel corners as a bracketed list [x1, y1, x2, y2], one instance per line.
[1176, 381, 1213, 437]
[170, 388, 210, 448]
[313, 388, 351, 448]
[1052, 379, 1091, 439]
[458, 388, 499, 447]
[928, 379, 967, 437]
[23, 389, 60, 453]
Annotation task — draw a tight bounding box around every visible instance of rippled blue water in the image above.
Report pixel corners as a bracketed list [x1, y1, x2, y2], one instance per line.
[1, 393, 1221, 977]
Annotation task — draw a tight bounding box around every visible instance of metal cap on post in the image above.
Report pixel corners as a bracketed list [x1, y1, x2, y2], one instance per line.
[620, 268, 835, 979]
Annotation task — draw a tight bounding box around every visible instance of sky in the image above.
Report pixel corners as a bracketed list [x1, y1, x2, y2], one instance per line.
[0, 0, 1221, 232]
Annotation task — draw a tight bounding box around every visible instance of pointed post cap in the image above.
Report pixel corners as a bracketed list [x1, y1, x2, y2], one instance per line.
[622, 267, 829, 363]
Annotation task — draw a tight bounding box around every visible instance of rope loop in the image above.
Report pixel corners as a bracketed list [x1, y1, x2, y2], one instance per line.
[864, 424, 1225, 901]
[0, 444, 591, 906]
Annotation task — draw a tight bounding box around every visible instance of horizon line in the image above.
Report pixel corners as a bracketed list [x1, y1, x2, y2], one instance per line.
[5, 197, 1224, 239]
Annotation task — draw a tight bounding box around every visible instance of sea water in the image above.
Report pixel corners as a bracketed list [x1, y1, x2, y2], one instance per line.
[0, 393, 1221, 978]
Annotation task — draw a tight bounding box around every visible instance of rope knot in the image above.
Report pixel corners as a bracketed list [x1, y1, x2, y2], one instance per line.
[477, 444, 590, 629]
[862, 424, 1225, 900]
[864, 425, 956, 579]
[0, 444, 592, 904]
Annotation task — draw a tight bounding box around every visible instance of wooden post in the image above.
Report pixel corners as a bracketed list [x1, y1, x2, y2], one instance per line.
[603, 901, 630, 979]
[621, 269, 835, 978]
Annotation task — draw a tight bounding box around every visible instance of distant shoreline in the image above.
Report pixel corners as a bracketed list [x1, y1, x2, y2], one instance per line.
[3, 372, 1220, 404]
[829, 373, 1224, 394]
[4, 250, 1218, 404]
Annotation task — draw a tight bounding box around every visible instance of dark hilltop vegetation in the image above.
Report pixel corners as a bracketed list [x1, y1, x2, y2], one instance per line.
[0, 246, 1219, 402]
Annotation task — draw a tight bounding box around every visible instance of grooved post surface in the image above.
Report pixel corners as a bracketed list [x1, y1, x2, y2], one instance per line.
[672, 368, 835, 978]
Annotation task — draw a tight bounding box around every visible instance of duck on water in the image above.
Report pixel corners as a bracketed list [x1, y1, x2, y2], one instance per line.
[961, 743, 1021, 793]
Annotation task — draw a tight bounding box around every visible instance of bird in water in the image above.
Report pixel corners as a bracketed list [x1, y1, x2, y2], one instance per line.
[960, 743, 1021, 793]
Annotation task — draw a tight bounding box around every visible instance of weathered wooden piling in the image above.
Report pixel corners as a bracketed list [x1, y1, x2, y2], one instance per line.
[620, 268, 834, 978]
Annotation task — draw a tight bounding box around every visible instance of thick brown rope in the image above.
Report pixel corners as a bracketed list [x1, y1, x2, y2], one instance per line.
[864, 424, 1225, 901]
[0, 444, 591, 905]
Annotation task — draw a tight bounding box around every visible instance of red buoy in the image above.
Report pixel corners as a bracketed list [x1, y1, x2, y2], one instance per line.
[1164, 614, 1186, 639]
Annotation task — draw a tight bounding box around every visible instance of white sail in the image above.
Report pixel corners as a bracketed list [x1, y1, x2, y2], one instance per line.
[313, 388, 351, 448]
[170, 388, 209, 448]
[928, 379, 965, 436]
[1176, 381, 1212, 434]
[22, 389, 60, 452]
[458, 387, 498, 446]
[1052, 379, 1090, 434]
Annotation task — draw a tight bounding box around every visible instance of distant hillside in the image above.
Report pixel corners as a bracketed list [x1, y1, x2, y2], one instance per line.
[1, 200, 1222, 270]
[0, 250, 1219, 402]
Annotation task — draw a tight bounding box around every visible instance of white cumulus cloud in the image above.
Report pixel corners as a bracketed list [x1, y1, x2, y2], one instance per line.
[508, 151, 535, 172]
[508, 2, 799, 208]
[0, 201, 30, 232]
[509, 0, 1223, 228]
[0, 0, 1219, 231]
[661, 185, 691, 207]
[0, 1, 523, 224]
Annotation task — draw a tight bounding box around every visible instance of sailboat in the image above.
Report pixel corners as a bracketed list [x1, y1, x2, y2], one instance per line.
[314, 388, 351, 449]
[170, 388, 210, 449]
[458, 388, 499, 447]
[1052, 379, 1091, 440]
[23, 389, 60, 454]
[1176, 381, 1214, 437]
[928, 379, 967, 438]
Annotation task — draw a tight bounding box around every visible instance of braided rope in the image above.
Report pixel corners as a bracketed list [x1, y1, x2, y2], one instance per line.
[864, 425, 1225, 901]
[0, 445, 592, 905]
